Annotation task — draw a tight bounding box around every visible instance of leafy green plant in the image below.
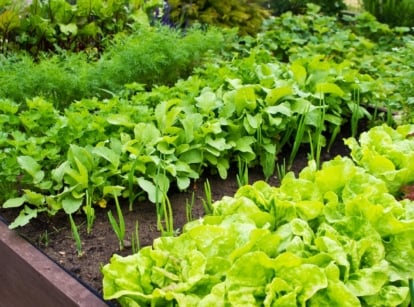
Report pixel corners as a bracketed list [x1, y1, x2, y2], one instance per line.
[257, 0, 346, 16]
[362, 0, 414, 27]
[0, 25, 227, 108]
[102, 126, 414, 305]
[167, 0, 269, 36]
[0, 0, 163, 54]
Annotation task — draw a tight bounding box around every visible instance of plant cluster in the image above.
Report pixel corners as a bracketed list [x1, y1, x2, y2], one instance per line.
[1, 5, 413, 232]
[166, 0, 270, 36]
[0, 0, 163, 55]
[256, 0, 346, 16]
[257, 5, 414, 119]
[362, 0, 414, 27]
[0, 25, 227, 108]
[102, 124, 414, 306]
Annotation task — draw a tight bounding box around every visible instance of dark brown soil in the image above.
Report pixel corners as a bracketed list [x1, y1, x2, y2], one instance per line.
[0, 132, 352, 305]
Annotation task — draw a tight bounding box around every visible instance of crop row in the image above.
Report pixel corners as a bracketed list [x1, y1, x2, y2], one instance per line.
[102, 124, 414, 306]
[1, 6, 414, 230]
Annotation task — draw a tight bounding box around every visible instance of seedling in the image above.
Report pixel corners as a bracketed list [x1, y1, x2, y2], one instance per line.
[236, 156, 249, 187]
[83, 188, 95, 234]
[276, 158, 287, 181]
[351, 89, 361, 137]
[289, 110, 307, 167]
[309, 99, 326, 169]
[130, 220, 140, 254]
[185, 192, 195, 223]
[69, 214, 83, 257]
[201, 179, 213, 214]
[156, 193, 175, 237]
[105, 186, 126, 251]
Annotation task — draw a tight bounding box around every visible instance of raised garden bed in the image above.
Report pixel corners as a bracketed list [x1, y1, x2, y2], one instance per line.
[0, 137, 350, 305]
[0, 218, 108, 307]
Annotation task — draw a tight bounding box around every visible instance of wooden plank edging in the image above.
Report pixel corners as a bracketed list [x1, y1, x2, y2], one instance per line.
[0, 220, 108, 307]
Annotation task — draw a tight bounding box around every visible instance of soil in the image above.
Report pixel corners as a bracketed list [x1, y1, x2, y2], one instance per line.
[0, 127, 354, 305]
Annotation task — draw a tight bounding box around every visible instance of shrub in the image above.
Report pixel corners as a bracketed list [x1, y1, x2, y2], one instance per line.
[362, 0, 414, 27]
[165, 0, 270, 36]
[257, 0, 346, 16]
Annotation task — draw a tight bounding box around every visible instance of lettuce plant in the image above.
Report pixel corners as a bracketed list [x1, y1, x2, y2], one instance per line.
[102, 125, 414, 306]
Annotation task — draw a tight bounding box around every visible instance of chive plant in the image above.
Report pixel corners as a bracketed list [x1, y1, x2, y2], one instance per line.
[276, 158, 287, 181]
[106, 187, 126, 251]
[130, 221, 140, 254]
[309, 98, 326, 169]
[202, 179, 213, 214]
[185, 192, 195, 223]
[157, 194, 175, 237]
[69, 214, 83, 257]
[289, 109, 308, 168]
[84, 188, 95, 234]
[236, 156, 249, 187]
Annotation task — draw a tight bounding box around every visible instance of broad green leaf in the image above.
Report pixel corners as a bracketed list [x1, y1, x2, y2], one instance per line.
[265, 86, 293, 105]
[155, 99, 181, 132]
[103, 185, 125, 197]
[59, 23, 78, 35]
[315, 82, 345, 97]
[265, 102, 292, 116]
[107, 114, 134, 127]
[362, 285, 409, 306]
[290, 62, 307, 85]
[137, 177, 163, 203]
[92, 146, 120, 169]
[177, 176, 190, 190]
[9, 206, 38, 229]
[179, 148, 203, 164]
[345, 261, 389, 296]
[65, 157, 89, 188]
[22, 189, 45, 207]
[195, 89, 222, 115]
[3, 197, 25, 208]
[17, 155, 45, 183]
[62, 195, 84, 215]
[68, 144, 94, 172]
[234, 86, 257, 115]
[226, 252, 276, 305]
[134, 123, 160, 145]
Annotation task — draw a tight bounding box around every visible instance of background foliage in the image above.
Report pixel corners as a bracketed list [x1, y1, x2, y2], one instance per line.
[362, 0, 414, 27]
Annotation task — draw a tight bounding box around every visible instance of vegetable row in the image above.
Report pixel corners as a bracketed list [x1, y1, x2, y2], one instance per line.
[102, 124, 414, 306]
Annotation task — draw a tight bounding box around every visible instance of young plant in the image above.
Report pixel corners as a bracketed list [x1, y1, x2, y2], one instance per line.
[288, 110, 308, 167]
[185, 192, 195, 223]
[275, 158, 287, 181]
[83, 188, 95, 234]
[236, 156, 249, 187]
[68, 214, 83, 257]
[130, 220, 140, 254]
[350, 89, 361, 137]
[105, 186, 126, 251]
[201, 179, 213, 215]
[156, 193, 175, 237]
[308, 99, 326, 169]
